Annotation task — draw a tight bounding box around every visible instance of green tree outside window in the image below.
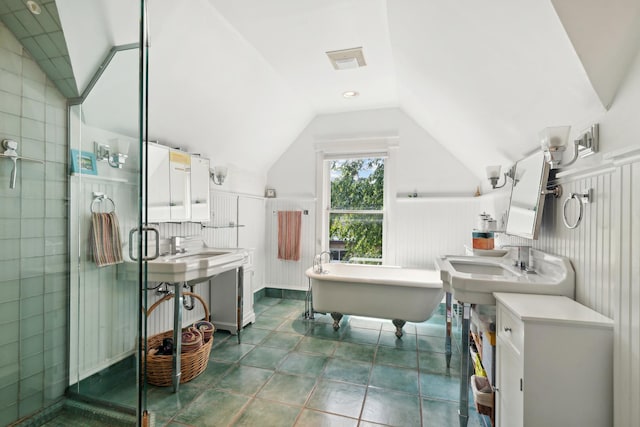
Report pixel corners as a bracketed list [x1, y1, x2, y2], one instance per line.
[329, 158, 384, 262]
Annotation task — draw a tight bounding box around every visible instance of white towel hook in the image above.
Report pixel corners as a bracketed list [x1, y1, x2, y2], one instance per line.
[562, 188, 592, 229]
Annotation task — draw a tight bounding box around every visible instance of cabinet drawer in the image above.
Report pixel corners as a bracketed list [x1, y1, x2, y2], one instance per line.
[497, 304, 523, 353]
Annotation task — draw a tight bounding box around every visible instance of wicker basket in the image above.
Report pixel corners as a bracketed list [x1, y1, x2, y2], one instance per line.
[144, 292, 213, 387]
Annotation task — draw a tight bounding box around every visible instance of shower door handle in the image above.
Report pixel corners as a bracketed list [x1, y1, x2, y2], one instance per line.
[128, 226, 160, 261]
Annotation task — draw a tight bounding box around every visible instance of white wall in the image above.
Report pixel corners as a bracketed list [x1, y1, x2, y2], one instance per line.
[211, 165, 267, 197]
[264, 108, 482, 290]
[267, 107, 481, 197]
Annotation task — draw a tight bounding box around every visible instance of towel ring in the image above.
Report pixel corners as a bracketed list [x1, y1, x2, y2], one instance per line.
[562, 189, 591, 229]
[91, 195, 116, 214]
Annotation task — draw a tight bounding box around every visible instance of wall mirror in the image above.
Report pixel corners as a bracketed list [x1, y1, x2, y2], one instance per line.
[505, 150, 550, 239]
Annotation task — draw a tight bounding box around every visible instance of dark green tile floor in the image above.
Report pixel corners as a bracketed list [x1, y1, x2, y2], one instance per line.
[63, 297, 487, 426]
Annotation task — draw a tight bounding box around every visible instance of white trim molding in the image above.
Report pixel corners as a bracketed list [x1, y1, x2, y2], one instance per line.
[314, 136, 399, 156]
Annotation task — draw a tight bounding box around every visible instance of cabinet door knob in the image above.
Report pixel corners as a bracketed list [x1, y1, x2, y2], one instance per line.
[504, 327, 512, 332]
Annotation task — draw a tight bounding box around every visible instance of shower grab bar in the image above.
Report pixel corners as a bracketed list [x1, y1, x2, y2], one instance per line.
[1, 139, 44, 189]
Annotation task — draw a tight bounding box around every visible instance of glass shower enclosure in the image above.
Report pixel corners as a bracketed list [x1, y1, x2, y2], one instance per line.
[67, 3, 156, 423]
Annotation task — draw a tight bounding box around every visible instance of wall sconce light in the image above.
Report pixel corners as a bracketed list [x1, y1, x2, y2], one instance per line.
[486, 164, 516, 189]
[210, 166, 227, 185]
[540, 124, 598, 169]
[95, 140, 128, 169]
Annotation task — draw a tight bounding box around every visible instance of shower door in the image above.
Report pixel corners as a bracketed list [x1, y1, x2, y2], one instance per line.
[68, 2, 155, 424]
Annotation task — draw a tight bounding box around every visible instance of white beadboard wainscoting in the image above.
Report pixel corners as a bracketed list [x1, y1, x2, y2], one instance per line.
[388, 196, 497, 269]
[615, 160, 640, 427]
[264, 198, 316, 291]
[496, 152, 640, 427]
[69, 175, 139, 383]
[263, 195, 501, 289]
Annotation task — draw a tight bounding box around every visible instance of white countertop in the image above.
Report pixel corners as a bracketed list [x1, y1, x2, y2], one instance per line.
[494, 292, 613, 328]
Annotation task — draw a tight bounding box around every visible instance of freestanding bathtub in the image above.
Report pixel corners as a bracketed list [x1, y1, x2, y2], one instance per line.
[305, 263, 444, 337]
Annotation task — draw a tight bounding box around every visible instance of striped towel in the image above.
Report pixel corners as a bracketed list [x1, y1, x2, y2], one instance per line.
[277, 210, 301, 261]
[90, 212, 124, 267]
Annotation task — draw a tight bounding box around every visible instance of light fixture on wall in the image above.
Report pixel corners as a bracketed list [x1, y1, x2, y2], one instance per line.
[486, 164, 516, 189]
[94, 140, 128, 168]
[540, 124, 599, 169]
[210, 166, 227, 185]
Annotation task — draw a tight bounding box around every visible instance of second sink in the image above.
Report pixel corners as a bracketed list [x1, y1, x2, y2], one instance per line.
[435, 249, 575, 305]
[447, 260, 519, 277]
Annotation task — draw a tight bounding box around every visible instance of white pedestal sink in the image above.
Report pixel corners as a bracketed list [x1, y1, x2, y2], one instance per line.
[140, 248, 248, 284]
[435, 249, 575, 305]
[434, 249, 575, 427]
[121, 246, 248, 392]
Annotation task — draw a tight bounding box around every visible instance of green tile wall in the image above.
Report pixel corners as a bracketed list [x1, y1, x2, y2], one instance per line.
[0, 21, 68, 426]
[263, 287, 308, 301]
[0, 0, 78, 98]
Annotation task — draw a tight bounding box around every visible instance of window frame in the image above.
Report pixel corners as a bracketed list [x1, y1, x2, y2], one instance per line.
[314, 137, 398, 265]
[325, 157, 386, 263]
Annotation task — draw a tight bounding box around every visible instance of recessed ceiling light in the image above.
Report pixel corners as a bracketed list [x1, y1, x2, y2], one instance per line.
[26, 1, 42, 15]
[342, 91, 359, 98]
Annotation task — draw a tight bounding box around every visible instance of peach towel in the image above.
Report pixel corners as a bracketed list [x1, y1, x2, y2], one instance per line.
[277, 210, 301, 261]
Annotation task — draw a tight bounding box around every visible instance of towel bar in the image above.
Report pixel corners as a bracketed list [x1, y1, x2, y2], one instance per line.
[91, 192, 116, 213]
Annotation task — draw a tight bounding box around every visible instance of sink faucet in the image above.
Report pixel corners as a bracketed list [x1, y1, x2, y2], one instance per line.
[313, 251, 332, 273]
[501, 245, 532, 271]
[169, 236, 186, 255]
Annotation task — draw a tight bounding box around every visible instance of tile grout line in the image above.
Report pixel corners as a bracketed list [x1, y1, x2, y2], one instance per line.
[416, 327, 425, 427]
[354, 326, 380, 425]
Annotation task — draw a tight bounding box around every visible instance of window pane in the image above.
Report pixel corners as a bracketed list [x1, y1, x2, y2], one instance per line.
[330, 158, 384, 210]
[329, 212, 382, 262]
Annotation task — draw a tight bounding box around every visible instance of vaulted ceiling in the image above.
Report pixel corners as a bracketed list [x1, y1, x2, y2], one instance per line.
[14, 1, 640, 179]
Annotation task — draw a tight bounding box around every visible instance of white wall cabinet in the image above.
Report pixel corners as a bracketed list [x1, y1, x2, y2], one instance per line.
[147, 144, 172, 222]
[168, 150, 191, 221]
[190, 155, 210, 222]
[146, 143, 210, 223]
[494, 293, 613, 427]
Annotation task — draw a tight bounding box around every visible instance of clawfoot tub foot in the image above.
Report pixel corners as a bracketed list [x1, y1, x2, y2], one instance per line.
[392, 319, 406, 338]
[330, 312, 343, 330]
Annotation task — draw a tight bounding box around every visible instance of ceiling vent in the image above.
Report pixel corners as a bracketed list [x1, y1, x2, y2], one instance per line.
[326, 47, 367, 70]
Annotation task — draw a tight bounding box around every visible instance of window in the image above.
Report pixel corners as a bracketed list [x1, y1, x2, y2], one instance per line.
[326, 157, 384, 263]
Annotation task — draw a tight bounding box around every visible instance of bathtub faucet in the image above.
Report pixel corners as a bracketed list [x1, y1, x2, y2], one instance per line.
[313, 251, 332, 273]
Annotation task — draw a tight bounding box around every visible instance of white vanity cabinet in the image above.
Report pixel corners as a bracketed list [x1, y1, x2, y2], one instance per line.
[494, 293, 613, 427]
[240, 251, 256, 327]
[209, 250, 255, 334]
[190, 155, 210, 222]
